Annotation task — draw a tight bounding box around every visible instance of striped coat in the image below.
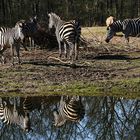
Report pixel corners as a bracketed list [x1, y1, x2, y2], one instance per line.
[53, 96, 85, 127]
[0, 22, 24, 64]
[0, 98, 31, 132]
[48, 13, 81, 60]
[105, 18, 140, 42]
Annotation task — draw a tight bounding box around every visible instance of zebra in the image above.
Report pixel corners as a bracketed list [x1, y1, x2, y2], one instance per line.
[105, 18, 140, 43]
[0, 22, 24, 64]
[48, 12, 81, 60]
[53, 96, 85, 127]
[106, 16, 116, 30]
[0, 98, 31, 132]
[17, 16, 39, 50]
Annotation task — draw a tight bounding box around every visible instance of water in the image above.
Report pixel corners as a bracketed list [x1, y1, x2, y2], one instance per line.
[0, 95, 140, 140]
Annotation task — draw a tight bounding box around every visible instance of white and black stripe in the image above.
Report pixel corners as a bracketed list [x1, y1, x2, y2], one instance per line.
[21, 16, 38, 37]
[17, 16, 38, 50]
[105, 18, 140, 42]
[48, 13, 81, 60]
[0, 23, 24, 64]
[0, 98, 31, 132]
[53, 96, 85, 127]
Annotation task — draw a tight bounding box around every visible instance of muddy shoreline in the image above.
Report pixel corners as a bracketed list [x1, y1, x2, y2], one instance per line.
[0, 28, 140, 97]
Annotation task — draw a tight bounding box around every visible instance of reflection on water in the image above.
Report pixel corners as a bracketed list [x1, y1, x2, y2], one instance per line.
[0, 96, 140, 140]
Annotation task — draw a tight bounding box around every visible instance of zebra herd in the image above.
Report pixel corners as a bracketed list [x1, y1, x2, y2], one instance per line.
[0, 13, 139, 65]
[0, 95, 85, 132]
[0, 16, 38, 65]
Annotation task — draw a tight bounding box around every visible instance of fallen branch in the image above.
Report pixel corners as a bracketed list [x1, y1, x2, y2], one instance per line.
[47, 56, 72, 64]
[46, 52, 59, 59]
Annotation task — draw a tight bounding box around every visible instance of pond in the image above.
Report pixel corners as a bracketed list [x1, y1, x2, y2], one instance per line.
[0, 95, 140, 140]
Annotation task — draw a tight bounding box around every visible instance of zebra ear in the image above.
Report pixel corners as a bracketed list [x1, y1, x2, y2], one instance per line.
[34, 15, 37, 19]
[107, 26, 109, 30]
[20, 22, 26, 28]
[18, 22, 23, 28]
[33, 16, 37, 22]
[48, 13, 51, 18]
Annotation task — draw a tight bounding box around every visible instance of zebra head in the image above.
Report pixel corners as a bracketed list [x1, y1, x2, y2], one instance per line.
[18, 16, 38, 37]
[53, 96, 85, 127]
[48, 13, 61, 29]
[53, 109, 66, 127]
[14, 22, 24, 41]
[105, 20, 123, 43]
[105, 25, 116, 43]
[105, 21, 118, 43]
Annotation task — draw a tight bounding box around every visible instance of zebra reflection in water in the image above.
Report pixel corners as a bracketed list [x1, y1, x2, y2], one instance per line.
[0, 97, 31, 132]
[53, 96, 85, 127]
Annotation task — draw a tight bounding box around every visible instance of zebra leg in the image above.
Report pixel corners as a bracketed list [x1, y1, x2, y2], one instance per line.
[23, 38, 28, 51]
[69, 43, 74, 60]
[0, 54, 5, 64]
[64, 43, 67, 58]
[74, 42, 78, 60]
[29, 37, 35, 50]
[15, 43, 21, 64]
[58, 41, 62, 58]
[31, 38, 35, 50]
[53, 109, 66, 127]
[126, 37, 129, 43]
[23, 112, 31, 132]
[11, 45, 15, 65]
[0, 48, 6, 64]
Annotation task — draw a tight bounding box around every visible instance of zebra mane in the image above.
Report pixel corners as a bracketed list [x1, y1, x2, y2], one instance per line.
[48, 12, 61, 20]
[16, 20, 25, 24]
[113, 20, 122, 24]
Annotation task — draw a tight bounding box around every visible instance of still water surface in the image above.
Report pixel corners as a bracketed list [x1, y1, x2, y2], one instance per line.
[0, 95, 140, 140]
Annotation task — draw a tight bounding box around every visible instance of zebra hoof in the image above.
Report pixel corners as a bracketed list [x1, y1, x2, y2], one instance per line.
[105, 39, 110, 43]
[64, 55, 67, 59]
[18, 61, 22, 65]
[75, 56, 78, 60]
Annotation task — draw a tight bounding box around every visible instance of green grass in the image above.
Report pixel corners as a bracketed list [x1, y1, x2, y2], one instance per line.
[82, 26, 106, 38]
[0, 74, 140, 99]
[82, 26, 123, 38]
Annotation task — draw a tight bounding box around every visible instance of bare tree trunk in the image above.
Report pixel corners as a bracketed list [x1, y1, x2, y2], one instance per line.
[65, 0, 69, 16]
[115, 0, 119, 18]
[120, 0, 124, 19]
[7, 0, 12, 25]
[138, 0, 140, 16]
[1, 0, 6, 24]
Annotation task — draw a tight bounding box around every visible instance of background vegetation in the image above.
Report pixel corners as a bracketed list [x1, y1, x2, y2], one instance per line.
[0, 0, 139, 26]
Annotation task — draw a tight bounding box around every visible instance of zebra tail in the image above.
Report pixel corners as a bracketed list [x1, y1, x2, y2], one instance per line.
[74, 21, 81, 60]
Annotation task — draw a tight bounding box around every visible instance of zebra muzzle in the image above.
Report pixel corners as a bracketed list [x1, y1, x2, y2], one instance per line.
[105, 38, 110, 43]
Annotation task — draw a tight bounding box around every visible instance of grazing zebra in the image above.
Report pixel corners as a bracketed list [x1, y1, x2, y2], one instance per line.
[105, 18, 140, 43]
[0, 22, 24, 64]
[106, 16, 116, 30]
[0, 98, 31, 132]
[53, 96, 85, 127]
[48, 13, 81, 60]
